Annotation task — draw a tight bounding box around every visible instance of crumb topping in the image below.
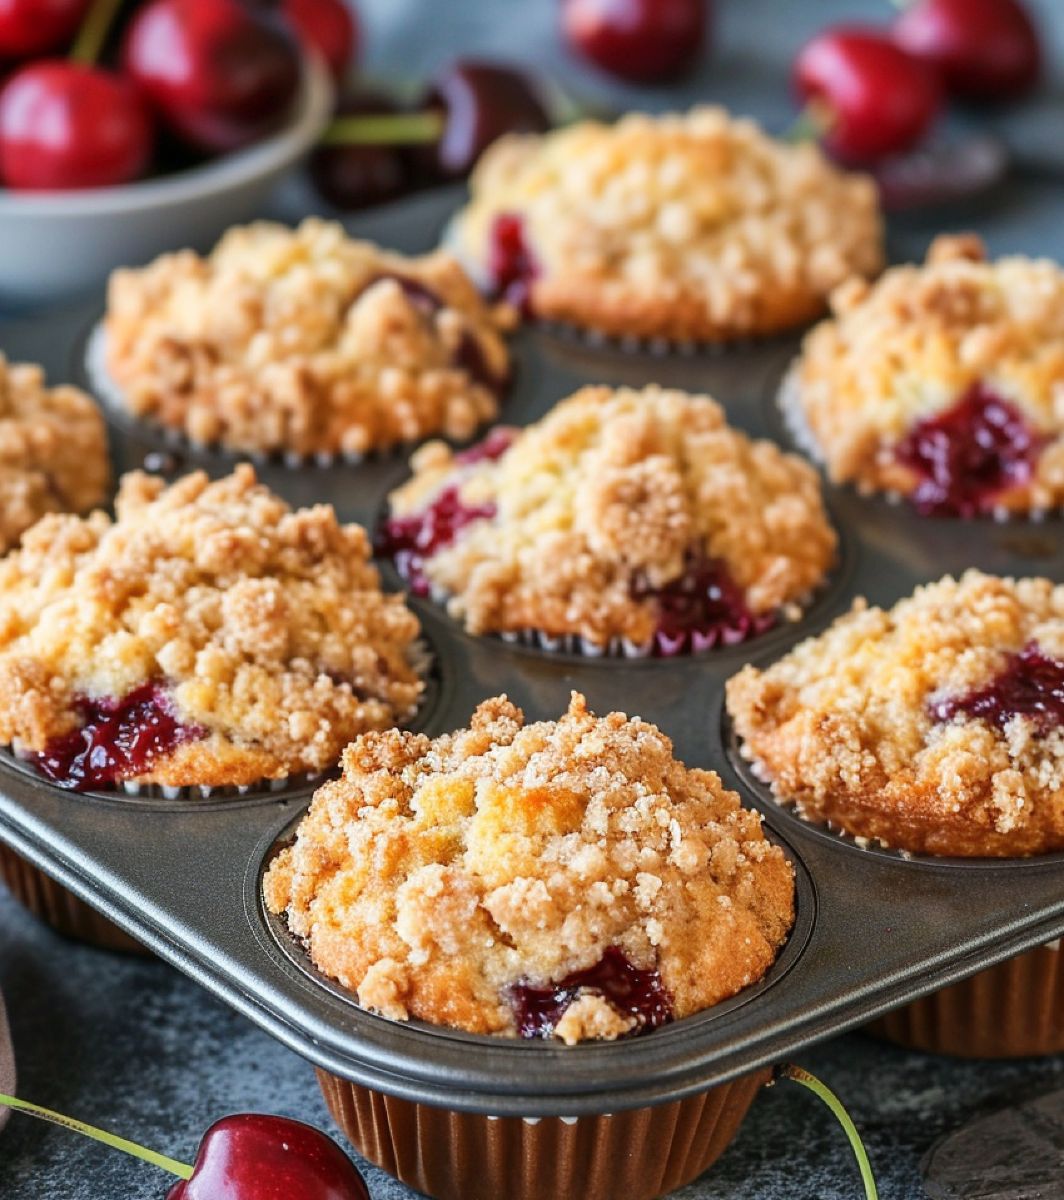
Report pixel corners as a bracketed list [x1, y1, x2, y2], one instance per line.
[793, 234, 1064, 512]
[384, 385, 836, 646]
[726, 570, 1064, 856]
[0, 356, 110, 554]
[264, 692, 795, 1040]
[455, 106, 883, 341]
[104, 218, 513, 458]
[0, 466, 422, 787]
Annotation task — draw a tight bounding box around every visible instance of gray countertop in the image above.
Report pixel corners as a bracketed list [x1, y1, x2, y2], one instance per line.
[2, 0, 1064, 1196]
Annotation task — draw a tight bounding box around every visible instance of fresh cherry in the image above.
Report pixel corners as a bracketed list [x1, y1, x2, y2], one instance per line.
[310, 92, 412, 210]
[0, 62, 152, 190]
[561, 0, 707, 84]
[0, 0, 89, 58]
[122, 0, 301, 155]
[281, 0, 359, 82]
[794, 26, 942, 164]
[894, 0, 1040, 104]
[168, 1115, 370, 1200]
[422, 60, 551, 178]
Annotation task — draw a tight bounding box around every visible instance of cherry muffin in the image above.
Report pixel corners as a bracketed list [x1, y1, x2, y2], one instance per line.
[450, 106, 883, 343]
[0, 355, 109, 554]
[786, 234, 1064, 517]
[268, 693, 792, 1200]
[0, 465, 423, 794]
[100, 218, 512, 461]
[727, 569, 1064, 1056]
[377, 385, 837, 655]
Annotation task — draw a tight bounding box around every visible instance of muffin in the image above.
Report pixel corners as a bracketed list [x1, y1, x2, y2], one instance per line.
[786, 234, 1064, 517]
[100, 218, 512, 461]
[0, 355, 110, 554]
[727, 569, 1064, 1056]
[267, 692, 793, 1199]
[450, 106, 883, 343]
[377, 385, 837, 655]
[0, 464, 423, 793]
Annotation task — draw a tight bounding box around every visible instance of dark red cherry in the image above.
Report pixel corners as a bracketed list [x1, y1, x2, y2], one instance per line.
[0, 62, 152, 190]
[122, 0, 301, 155]
[633, 552, 775, 656]
[310, 92, 412, 210]
[894, 0, 1040, 103]
[377, 486, 497, 596]
[0, 0, 88, 57]
[167, 1114, 369, 1200]
[487, 213, 539, 315]
[894, 383, 1044, 517]
[508, 947, 673, 1039]
[424, 60, 550, 178]
[561, 0, 707, 84]
[931, 642, 1064, 733]
[31, 684, 205, 791]
[794, 27, 942, 164]
[281, 0, 359, 82]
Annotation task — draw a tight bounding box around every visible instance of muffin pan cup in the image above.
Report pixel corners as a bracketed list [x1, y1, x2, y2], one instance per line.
[0, 194, 1061, 1196]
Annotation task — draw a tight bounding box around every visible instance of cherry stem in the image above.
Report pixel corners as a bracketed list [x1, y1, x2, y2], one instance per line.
[773, 1065, 879, 1200]
[319, 111, 446, 147]
[69, 0, 124, 65]
[0, 1093, 194, 1181]
[785, 100, 835, 145]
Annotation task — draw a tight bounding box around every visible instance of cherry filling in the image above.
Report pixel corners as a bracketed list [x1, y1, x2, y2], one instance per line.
[30, 683, 206, 792]
[377, 487, 496, 595]
[632, 553, 776, 657]
[930, 642, 1064, 732]
[487, 213, 539, 315]
[508, 947, 673, 1039]
[894, 384, 1044, 517]
[453, 425, 516, 465]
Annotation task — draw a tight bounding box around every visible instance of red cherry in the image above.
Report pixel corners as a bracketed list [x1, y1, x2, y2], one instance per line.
[561, 0, 707, 84]
[0, 62, 152, 190]
[281, 0, 358, 81]
[122, 0, 301, 155]
[894, 0, 1040, 104]
[166, 1114, 370, 1200]
[794, 27, 942, 164]
[425, 60, 551, 177]
[310, 91, 412, 210]
[0, 0, 89, 57]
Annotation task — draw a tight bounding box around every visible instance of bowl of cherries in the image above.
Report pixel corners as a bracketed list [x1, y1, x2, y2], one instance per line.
[0, 0, 340, 306]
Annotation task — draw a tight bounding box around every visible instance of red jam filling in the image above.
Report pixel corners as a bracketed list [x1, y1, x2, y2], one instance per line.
[377, 487, 496, 595]
[30, 683, 206, 792]
[930, 642, 1064, 732]
[487, 213, 538, 315]
[633, 553, 776, 656]
[894, 384, 1044, 517]
[508, 947, 673, 1039]
[453, 426, 516, 465]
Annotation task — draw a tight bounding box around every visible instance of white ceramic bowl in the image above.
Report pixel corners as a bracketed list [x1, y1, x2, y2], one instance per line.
[0, 56, 332, 309]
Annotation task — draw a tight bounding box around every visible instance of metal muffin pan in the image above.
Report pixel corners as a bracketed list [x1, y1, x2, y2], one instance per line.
[0, 193, 1061, 1119]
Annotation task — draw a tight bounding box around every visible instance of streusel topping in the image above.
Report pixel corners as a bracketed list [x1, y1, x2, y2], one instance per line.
[453, 106, 883, 341]
[104, 218, 512, 459]
[791, 234, 1064, 515]
[0, 466, 422, 788]
[727, 570, 1064, 857]
[0, 356, 110, 554]
[380, 385, 837, 650]
[264, 692, 795, 1041]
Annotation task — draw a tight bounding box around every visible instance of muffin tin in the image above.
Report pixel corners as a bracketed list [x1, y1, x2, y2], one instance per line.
[0, 192, 1061, 1122]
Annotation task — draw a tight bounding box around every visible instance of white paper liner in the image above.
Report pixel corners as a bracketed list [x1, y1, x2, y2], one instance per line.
[777, 365, 1055, 524]
[84, 323, 419, 469]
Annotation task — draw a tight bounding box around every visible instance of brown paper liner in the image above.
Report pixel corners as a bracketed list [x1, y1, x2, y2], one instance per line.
[317, 1066, 769, 1200]
[0, 843, 147, 955]
[867, 943, 1064, 1058]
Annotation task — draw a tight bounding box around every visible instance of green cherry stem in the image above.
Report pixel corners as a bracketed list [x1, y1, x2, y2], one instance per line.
[0, 1093, 194, 1181]
[785, 99, 836, 144]
[69, 0, 125, 66]
[773, 1065, 879, 1200]
[319, 111, 446, 147]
